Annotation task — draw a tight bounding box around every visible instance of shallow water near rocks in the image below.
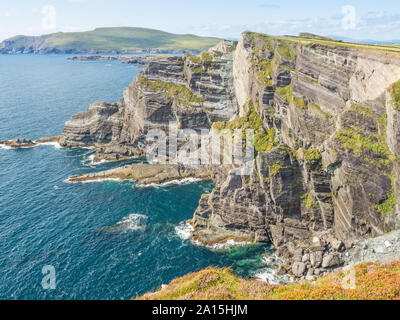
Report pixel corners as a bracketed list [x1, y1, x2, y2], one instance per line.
[0, 54, 274, 299]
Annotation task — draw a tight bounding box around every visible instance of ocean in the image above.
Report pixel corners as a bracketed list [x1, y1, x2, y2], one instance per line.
[0, 54, 273, 300]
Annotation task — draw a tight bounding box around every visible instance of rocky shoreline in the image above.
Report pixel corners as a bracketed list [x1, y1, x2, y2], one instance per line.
[67, 55, 169, 66]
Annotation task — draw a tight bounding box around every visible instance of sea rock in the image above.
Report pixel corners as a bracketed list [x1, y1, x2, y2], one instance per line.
[0, 138, 35, 148]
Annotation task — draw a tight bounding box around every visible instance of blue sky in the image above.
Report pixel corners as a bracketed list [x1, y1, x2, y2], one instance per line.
[1, 0, 400, 41]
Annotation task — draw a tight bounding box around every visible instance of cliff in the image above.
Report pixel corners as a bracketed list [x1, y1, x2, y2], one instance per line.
[57, 32, 400, 280]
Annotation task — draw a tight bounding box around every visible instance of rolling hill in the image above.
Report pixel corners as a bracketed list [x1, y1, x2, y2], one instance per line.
[0, 27, 222, 54]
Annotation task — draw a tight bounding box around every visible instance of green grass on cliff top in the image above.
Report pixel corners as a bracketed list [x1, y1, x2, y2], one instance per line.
[244, 31, 400, 56]
[8, 27, 221, 52]
[136, 261, 400, 300]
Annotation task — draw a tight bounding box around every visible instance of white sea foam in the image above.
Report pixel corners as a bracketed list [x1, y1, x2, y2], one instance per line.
[0, 144, 11, 150]
[35, 141, 61, 149]
[64, 177, 123, 184]
[137, 178, 204, 188]
[1, 141, 62, 150]
[0, 143, 34, 149]
[175, 222, 194, 241]
[193, 239, 252, 250]
[116, 213, 148, 231]
[253, 267, 293, 285]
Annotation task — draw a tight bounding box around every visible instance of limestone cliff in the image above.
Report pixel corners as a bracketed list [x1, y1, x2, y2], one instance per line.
[59, 33, 400, 279]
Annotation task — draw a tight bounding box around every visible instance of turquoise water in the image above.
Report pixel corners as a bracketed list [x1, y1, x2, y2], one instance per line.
[0, 55, 272, 300]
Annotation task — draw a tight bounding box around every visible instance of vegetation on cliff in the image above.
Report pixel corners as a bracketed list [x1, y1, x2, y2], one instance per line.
[136, 261, 400, 300]
[276, 85, 306, 109]
[139, 76, 204, 105]
[212, 101, 278, 153]
[303, 148, 322, 162]
[390, 80, 400, 111]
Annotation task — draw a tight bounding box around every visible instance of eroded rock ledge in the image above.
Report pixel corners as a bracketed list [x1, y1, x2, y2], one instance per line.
[67, 163, 209, 186]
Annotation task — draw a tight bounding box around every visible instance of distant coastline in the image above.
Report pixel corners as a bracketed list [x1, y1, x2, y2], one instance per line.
[0, 27, 221, 55]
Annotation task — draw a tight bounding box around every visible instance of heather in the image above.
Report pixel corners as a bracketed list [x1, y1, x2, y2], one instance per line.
[137, 261, 400, 300]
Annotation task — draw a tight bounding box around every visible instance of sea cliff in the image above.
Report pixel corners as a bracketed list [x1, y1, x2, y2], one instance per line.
[10, 31, 400, 281]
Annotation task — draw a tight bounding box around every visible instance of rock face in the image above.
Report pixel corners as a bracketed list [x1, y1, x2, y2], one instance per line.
[60, 41, 238, 161]
[58, 33, 400, 279]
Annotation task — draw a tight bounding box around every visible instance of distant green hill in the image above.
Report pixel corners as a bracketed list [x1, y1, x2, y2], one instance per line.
[0, 27, 222, 54]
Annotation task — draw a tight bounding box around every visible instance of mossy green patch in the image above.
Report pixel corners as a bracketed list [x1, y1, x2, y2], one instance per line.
[186, 54, 202, 64]
[269, 162, 282, 176]
[256, 59, 274, 87]
[276, 39, 295, 61]
[374, 177, 396, 217]
[336, 126, 390, 156]
[310, 103, 333, 119]
[276, 85, 306, 109]
[200, 52, 213, 62]
[212, 101, 278, 153]
[389, 79, 400, 111]
[139, 76, 204, 105]
[302, 192, 317, 209]
[303, 148, 322, 162]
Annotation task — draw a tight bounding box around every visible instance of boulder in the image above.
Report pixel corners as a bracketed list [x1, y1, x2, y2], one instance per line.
[276, 265, 287, 276]
[310, 251, 323, 268]
[302, 253, 310, 263]
[330, 238, 344, 251]
[292, 262, 306, 277]
[322, 254, 341, 268]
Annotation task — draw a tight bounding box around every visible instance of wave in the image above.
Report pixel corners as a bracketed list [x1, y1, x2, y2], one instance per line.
[115, 213, 148, 231]
[253, 267, 292, 285]
[0, 141, 61, 150]
[137, 178, 204, 188]
[175, 222, 194, 241]
[0, 144, 12, 150]
[63, 177, 124, 184]
[35, 141, 61, 149]
[0, 143, 34, 150]
[193, 239, 253, 250]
